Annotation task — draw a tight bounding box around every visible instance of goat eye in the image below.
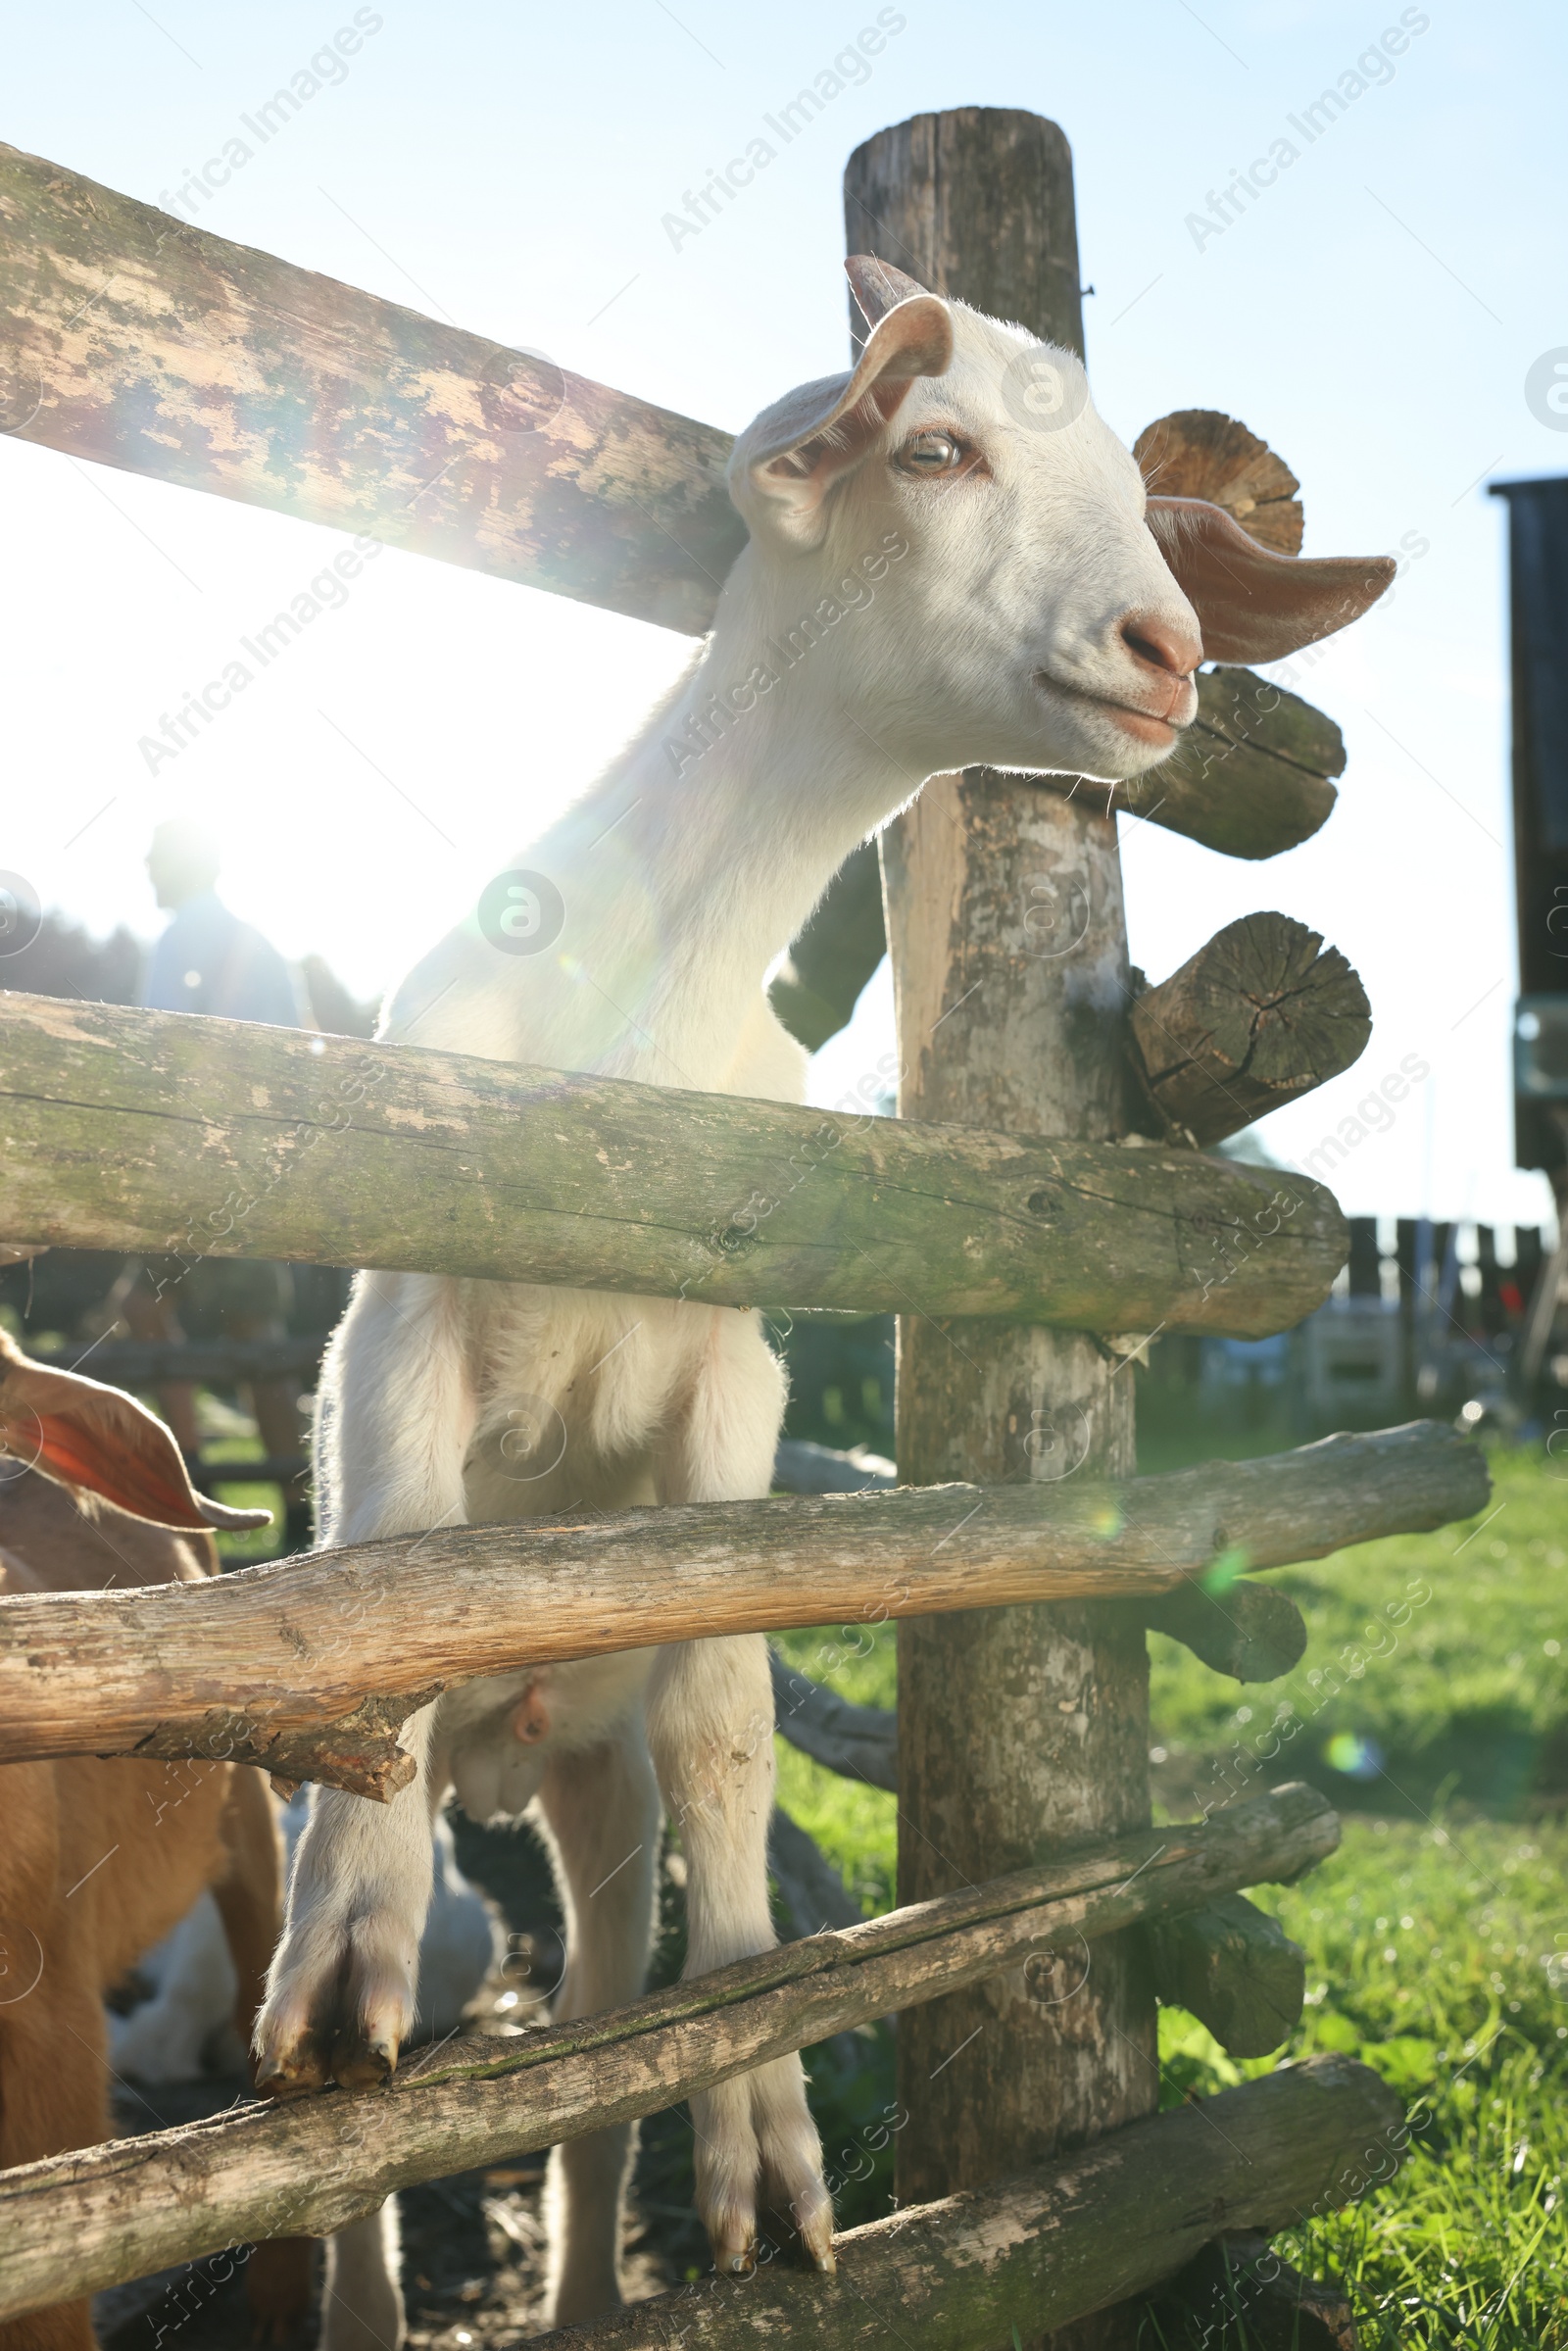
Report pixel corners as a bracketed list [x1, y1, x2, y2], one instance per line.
[896, 430, 969, 477]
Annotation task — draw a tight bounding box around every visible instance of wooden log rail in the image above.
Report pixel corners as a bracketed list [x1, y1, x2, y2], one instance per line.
[534, 2054, 1399, 2349]
[0, 1786, 1338, 2320]
[769, 1662, 1312, 2056]
[770, 1649, 900, 1791]
[0, 1422, 1486, 1796]
[0, 139, 743, 634]
[0, 994, 1347, 1337]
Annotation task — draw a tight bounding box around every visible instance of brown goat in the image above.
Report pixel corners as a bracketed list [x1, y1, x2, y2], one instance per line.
[0, 1327, 311, 2350]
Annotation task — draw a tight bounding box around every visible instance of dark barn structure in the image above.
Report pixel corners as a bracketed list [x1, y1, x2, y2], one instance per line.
[1492, 475, 1568, 1183]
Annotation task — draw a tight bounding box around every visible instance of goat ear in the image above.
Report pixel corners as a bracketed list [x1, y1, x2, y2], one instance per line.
[730, 292, 954, 548]
[0, 1336, 271, 1531]
[1148, 496, 1396, 662]
[846, 254, 934, 329]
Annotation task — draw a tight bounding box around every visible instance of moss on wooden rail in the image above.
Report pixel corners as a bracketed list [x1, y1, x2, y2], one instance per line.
[0, 140, 743, 632]
[0, 993, 1347, 1335]
[0, 1421, 1488, 1795]
[0, 1787, 1338, 2320]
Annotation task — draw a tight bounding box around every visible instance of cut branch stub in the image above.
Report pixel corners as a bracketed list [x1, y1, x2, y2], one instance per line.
[1129, 912, 1371, 1148]
[1135, 410, 1303, 556]
[767, 840, 888, 1052]
[1154, 2230, 1360, 2351]
[1066, 666, 1344, 861]
[1150, 1893, 1307, 2059]
[1142, 1576, 1307, 1684]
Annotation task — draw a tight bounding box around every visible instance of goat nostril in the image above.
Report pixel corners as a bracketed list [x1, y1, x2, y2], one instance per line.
[1120, 613, 1200, 680]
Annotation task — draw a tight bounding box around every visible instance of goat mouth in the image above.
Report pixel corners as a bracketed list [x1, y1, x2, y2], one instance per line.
[1036, 671, 1193, 748]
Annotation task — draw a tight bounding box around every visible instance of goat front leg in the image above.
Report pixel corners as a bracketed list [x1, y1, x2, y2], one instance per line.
[254, 1274, 474, 2095]
[648, 1310, 834, 2278]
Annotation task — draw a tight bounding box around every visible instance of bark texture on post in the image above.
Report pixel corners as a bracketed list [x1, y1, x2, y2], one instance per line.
[847, 111, 1152, 2345]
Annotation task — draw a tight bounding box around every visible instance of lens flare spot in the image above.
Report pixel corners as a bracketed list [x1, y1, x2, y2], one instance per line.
[1200, 1544, 1249, 1594]
[1324, 1732, 1384, 1781]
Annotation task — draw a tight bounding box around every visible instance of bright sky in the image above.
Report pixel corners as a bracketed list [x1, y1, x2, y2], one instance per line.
[4, 0, 1562, 1228]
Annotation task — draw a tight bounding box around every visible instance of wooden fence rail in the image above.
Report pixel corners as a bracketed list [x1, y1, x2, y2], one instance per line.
[0, 139, 742, 634]
[0, 994, 1345, 1335]
[531, 2053, 1400, 2349]
[0, 1786, 1337, 2320]
[0, 1422, 1486, 1795]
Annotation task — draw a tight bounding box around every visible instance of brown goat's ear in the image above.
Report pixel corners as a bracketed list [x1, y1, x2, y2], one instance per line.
[730, 291, 953, 548]
[846, 254, 934, 329]
[1148, 497, 1396, 662]
[0, 1338, 271, 1531]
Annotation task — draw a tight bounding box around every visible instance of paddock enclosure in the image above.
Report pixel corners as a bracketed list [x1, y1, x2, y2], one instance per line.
[0, 108, 1486, 2347]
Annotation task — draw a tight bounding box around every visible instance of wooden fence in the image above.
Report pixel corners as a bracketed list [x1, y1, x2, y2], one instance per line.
[0, 110, 1484, 2348]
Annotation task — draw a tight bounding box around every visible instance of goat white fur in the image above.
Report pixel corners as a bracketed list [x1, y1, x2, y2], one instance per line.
[255, 261, 1388, 2330]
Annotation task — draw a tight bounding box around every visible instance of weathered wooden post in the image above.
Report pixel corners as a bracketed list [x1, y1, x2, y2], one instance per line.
[847, 110, 1154, 2344]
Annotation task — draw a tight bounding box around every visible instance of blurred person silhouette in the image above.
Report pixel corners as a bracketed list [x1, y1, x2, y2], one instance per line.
[142, 815, 302, 1026]
[112, 818, 308, 1539]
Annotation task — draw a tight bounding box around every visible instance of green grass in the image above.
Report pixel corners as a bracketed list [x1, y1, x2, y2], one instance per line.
[771, 1442, 1568, 2345]
[1156, 1817, 1568, 2346]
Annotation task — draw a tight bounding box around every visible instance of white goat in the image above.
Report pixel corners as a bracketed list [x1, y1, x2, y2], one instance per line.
[255, 258, 1389, 2332]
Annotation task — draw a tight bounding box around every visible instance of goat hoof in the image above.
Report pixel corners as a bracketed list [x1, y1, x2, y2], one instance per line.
[255, 2025, 334, 2099]
[790, 2179, 837, 2276]
[329, 2029, 398, 2090]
